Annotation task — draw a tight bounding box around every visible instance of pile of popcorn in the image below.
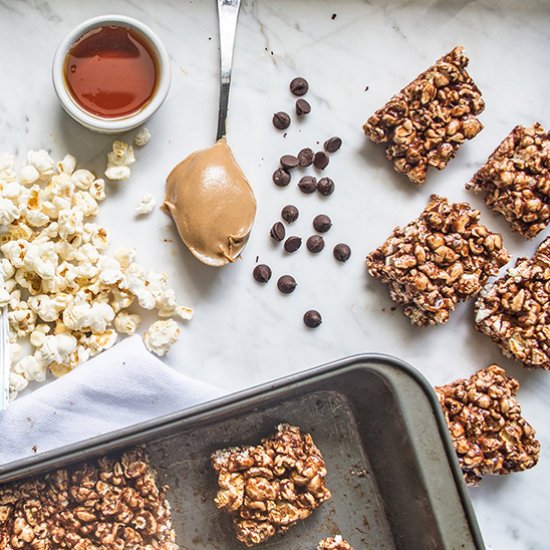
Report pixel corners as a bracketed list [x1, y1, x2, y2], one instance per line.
[0, 142, 191, 400]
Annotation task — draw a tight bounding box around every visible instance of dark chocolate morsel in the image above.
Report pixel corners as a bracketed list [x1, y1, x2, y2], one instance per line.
[270, 222, 286, 242]
[333, 243, 351, 262]
[313, 214, 332, 233]
[253, 264, 272, 283]
[277, 275, 297, 294]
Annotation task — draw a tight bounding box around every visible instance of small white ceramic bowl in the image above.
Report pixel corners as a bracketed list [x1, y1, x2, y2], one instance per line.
[52, 14, 171, 134]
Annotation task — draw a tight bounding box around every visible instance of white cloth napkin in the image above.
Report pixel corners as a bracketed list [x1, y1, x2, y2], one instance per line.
[0, 335, 224, 466]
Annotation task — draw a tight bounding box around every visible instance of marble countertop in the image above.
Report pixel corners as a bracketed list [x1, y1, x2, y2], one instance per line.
[1, 0, 549, 548]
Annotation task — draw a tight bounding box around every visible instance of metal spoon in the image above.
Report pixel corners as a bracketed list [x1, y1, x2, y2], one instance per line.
[216, 0, 241, 141]
[163, 0, 255, 267]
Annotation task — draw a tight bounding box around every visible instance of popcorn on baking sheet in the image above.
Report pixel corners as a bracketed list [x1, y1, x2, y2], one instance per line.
[0, 149, 193, 399]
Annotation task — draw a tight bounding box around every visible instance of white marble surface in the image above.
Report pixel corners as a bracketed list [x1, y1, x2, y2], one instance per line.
[1, 0, 549, 548]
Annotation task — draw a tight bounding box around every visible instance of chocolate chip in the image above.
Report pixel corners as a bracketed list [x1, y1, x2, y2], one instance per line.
[313, 151, 329, 170]
[313, 214, 332, 233]
[284, 236, 302, 253]
[317, 177, 335, 196]
[281, 205, 299, 223]
[324, 136, 342, 153]
[272, 112, 290, 130]
[273, 168, 291, 187]
[270, 222, 286, 242]
[289, 77, 309, 96]
[297, 147, 314, 167]
[298, 175, 317, 194]
[333, 243, 351, 262]
[306, 235, 325, 253]
[253, 264, 272, 283]
[296, 98, 311, 116]
[278, 275, 297, 294]
[304, 309, 322, 328]
[280, 155, 299, 170]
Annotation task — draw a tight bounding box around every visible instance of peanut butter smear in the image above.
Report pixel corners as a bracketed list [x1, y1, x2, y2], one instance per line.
[163, 138, 257, 266]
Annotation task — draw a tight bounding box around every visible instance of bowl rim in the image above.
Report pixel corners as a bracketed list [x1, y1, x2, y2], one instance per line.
[52, 14, 171, 134]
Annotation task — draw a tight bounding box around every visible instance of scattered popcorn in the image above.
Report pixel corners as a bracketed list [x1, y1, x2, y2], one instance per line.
[108, 140, 135, 167]
[27, 150, 55, 181]
[0, 149, 193, 399]
[114, 247, 136, 269]
[18, 164, 40, 185]
[174, 305, 194, 321]
[144, 319, 181, 357]
[134, 127, 151, 147]
[57, 153, 77, 176]
[105, 140, 135, 181]
[71, 169, 95, 190]
[29, 324, 50, 348]
[9, 371, 28, 395]
[0, 153, 16, 182]
[14, 355, 47, 383]
[105, 165, 131, 181]
[89, 178, 106, 201]
[63, 300, 115, 333]
[136, 193, 156, 216]
[114, 311, 141, 336]
[0, 196, 20, 225]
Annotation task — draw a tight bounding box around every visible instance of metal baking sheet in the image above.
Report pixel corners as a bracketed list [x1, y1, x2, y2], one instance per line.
[0, 355, 484, 549]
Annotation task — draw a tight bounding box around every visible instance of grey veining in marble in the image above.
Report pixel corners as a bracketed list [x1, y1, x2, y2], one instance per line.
[0, 1, 549, 548]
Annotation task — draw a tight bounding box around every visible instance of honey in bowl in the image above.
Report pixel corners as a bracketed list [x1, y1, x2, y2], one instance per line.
[64, 25, 158, 119]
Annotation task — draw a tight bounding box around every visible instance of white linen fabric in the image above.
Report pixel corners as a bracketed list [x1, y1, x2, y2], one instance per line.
[0, 335, 224, 465]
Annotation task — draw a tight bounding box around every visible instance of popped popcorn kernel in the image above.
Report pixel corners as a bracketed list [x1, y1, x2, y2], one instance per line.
[105, 140, 135, 181]
[144, 319, 181, 357]
[114, 311, 141, 336]
[134, 127, 151, 147]
[136, 193, 156, 215]
[105, 165, 131, 181]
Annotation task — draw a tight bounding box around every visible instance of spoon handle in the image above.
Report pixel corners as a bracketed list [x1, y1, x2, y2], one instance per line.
[216, 0, 241, 141]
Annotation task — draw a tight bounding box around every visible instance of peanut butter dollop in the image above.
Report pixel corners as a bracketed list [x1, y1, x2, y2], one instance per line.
[163, 138, 257, 266]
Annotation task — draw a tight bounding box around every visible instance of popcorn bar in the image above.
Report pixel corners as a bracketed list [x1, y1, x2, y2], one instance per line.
[0, 447, 178, 549]
[436, 365, 540, 485]
[211, 424, 332, 547]
[366, 195, 509, 326]
[475, 237, 549, 370]
[467, 123, 550, 239]
[363, 46, 485, 185]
